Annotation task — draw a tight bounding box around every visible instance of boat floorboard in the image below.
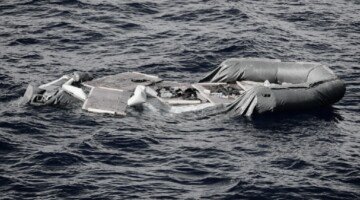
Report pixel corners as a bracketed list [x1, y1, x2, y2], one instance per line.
[82, 87, 131, 115]
[83, 72, 162, 91]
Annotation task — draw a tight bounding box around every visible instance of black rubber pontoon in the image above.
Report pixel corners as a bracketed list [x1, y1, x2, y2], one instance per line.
[200, 58, 346, 116]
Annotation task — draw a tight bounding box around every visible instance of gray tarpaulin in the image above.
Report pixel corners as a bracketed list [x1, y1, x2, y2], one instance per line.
[200, 58, 346, 116]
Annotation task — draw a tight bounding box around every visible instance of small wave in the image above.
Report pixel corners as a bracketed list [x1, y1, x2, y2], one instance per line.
[0, 121, 46, 134]
[223, 8, 249, 19]
[0, 176, 14, 187]
[0, 5, 16, 11]
[31, 151, 85, 166]
[8, 38, 41, 46]
[270, 157, 312, 170]
[126, 2, 159, 15]
[173, 166, 210, 176]
[45, 21, 71, 29]
[51, 183, 98, 198]
[21, 53, 43, 60]
[303, 43, 335, 52]
[96, 135, 152, 151]
[0, 139, 17, 152]
[116, 22, 142, 30]
[160, 12, 198, 22]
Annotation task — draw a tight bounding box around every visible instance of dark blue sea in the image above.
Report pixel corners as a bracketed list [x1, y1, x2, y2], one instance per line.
[0, 0, 359, 199]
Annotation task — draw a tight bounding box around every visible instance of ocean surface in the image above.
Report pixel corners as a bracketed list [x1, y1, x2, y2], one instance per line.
[0, 0, 359, 199]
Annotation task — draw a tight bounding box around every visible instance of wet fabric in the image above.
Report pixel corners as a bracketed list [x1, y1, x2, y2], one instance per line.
[22, 72, 92, 106]
[22, 84, 79, 106]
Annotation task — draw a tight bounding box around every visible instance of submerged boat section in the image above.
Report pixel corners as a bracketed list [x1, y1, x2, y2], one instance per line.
[21, 58, 346, 117]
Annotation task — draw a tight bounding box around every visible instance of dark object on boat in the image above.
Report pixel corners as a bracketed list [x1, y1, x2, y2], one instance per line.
[211, 85, 241, 96]
[200, 58, 346, 116]
[156, 86, 199, 100]
[182, 88, 198, 100]
[131, 78, 149, 83]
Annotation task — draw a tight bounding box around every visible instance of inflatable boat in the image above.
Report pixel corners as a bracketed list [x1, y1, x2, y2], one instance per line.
[21, 58, 345, 117]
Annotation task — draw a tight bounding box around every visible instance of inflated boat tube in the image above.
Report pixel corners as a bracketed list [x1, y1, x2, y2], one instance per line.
[200, 58, 346, 116]
[127, 85, 147, 107]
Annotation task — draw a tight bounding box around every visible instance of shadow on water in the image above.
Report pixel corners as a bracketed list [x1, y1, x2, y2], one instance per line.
[249, 106, 344, 129]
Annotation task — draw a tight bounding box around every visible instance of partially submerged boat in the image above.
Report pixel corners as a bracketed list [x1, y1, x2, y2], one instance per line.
[22, 58, 346, 117]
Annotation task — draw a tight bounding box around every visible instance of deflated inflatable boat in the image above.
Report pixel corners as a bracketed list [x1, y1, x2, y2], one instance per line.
[21, 58, 345, 117]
